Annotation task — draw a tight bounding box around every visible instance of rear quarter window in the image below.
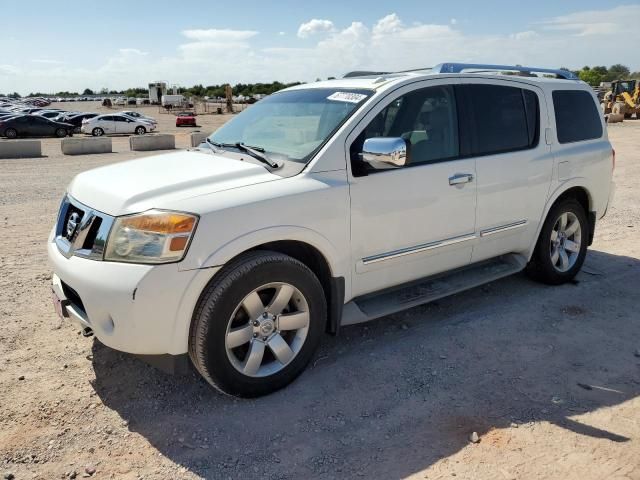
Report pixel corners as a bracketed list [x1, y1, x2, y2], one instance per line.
[552, 90, 603, 144]
[460, 84, 539, 157]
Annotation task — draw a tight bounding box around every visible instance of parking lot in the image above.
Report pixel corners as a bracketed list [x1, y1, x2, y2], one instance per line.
[1, 101, 237, 156]
[0, 119, 639, 479]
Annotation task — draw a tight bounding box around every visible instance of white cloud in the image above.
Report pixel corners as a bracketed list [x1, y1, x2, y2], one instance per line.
[278, 31, 286, 36]
[118, 48, 149, 56]
[511, 30, 538, 41]
[0, 64, 20, 75]
[538, 4, 637, 36]
[372, 13, 403, 35]
[450, 18, 458, 25]
[3, 5, 640, 95]
[31, 59, 65, 65]
[297, 19, 335, 38]
[181, 29, 258, 42]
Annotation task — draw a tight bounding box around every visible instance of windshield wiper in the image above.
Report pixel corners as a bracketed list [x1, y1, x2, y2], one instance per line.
[204, 137, 220, 154]
[205, 139, 280, 168]
[234, 142, 280, 168]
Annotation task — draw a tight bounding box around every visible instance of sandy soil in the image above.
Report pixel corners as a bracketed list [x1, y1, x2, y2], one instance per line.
[0, 118, 639, 480]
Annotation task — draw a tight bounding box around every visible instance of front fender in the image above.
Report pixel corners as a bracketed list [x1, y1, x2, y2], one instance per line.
[197, 225, 346, 279]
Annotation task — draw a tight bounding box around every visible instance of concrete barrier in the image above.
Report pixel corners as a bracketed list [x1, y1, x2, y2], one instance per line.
[190, 131, 211, 147]
[0, 140, 42, 159]
[129, 134, 175, 151]
[61, 137, 112, 155]
[606, 113, 624, 124]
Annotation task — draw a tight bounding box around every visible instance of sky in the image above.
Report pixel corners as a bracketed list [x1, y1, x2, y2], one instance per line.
[1, 0, 639, 95]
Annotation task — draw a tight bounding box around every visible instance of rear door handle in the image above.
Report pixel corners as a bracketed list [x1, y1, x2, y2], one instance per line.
[449, 173, 474, 185]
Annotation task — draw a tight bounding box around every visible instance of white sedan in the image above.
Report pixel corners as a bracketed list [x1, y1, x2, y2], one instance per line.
[81, 114, 156, 136]
[120, 110, 157, 125]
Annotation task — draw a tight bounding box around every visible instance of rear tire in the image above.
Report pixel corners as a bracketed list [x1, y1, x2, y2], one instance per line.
[189, 251, 326, 397]
[4, 128, 17, 139]
[526, 199, 588, 285]
[92, 128, 104, 137]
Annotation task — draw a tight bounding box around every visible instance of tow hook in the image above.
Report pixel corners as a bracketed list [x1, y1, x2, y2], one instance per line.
[82, 327, 94, 337]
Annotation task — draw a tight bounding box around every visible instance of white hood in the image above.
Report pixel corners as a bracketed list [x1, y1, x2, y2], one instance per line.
[68, 150, 281, 215]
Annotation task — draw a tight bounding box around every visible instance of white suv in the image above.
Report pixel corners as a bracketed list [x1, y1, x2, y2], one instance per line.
[49, 63, 614, 397]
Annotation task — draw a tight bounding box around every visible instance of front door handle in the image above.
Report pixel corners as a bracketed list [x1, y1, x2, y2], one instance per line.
[449, 173, 474, 185]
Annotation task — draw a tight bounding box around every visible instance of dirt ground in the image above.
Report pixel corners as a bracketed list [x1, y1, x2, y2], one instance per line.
[0, 116, 639, 480]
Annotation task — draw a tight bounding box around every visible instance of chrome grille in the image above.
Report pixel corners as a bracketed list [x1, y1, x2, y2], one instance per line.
[55, 195, 114, 260]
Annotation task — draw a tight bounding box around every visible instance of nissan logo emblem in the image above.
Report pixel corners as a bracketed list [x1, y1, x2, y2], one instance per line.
[66, 212, 81, 239]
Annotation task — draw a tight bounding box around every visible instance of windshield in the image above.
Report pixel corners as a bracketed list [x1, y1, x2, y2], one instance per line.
[209, 88, 372, 163]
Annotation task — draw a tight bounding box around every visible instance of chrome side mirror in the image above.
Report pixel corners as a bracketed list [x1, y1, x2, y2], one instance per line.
[361, 137, 410, 168]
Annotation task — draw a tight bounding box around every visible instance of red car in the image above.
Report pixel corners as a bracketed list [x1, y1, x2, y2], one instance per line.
[176, 112, 197, 127]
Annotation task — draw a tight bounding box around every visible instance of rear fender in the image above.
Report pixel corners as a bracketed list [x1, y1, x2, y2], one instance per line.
[525, 180, 592, 261]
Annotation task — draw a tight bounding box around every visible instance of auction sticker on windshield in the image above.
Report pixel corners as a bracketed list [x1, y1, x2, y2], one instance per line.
[327, 92, 368, 103]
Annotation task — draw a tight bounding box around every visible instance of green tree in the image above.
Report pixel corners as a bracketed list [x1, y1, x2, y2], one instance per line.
[607, 64, 630, 81]
[578, 67, 604, 86]
[8, 92, 21, 99]
[82, 88, 94, 95]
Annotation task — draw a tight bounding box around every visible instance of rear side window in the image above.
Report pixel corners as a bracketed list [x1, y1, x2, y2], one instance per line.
[552, 90, 603, 144]
[460, 84, 539, 156]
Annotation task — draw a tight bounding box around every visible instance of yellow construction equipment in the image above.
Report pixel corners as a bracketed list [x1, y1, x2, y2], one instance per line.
[601, 80, 640, 119]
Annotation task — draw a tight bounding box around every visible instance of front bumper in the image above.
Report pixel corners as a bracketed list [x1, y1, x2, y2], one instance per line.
[48, 232, 219, 356]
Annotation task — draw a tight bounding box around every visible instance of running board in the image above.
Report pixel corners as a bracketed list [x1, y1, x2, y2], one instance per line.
[341, 254, 527, 326]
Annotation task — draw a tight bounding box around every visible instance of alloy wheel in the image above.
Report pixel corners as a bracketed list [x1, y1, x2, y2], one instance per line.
[549, 211, 582, 273]
[225, 282, 310, 378]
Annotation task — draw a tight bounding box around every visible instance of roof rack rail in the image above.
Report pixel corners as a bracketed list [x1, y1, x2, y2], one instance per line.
[431, 63, 578, 80]
[343, 70, 390, 78]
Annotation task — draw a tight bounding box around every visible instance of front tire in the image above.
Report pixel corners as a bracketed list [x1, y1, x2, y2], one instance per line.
[92, 127, 104, 137]
[526, 199, 588, 285]
[135, 126, 146, 135]
[189, 251, 327, 397]
[55, 128, 67, 138]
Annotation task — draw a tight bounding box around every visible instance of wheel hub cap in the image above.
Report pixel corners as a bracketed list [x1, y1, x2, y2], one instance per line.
[256, 314, 276, 337]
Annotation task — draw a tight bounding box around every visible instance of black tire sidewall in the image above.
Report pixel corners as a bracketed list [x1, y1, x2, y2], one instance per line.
[136, 126, 145, 135]
[55, 128, 66, 138]
[5, 128, 17, 139]
[532, 199, 588, 284]
[92, 128, 103, 136]
[192, 253, 326, 397]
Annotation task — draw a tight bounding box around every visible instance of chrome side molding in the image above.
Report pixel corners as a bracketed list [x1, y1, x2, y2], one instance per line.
[480, 220, 528, 237]
[362, 233, 476, 265]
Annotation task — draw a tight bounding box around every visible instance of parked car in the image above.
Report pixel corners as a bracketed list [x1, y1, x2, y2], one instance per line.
[175, 111, 196, 127]
[1, 114, 74, 138]
[81, 113, 156, 136]
[33, 110, 66, 119]
[119, 110, 157, 126]
[62, 113, 98, 133]
[48, 62, 614, 397]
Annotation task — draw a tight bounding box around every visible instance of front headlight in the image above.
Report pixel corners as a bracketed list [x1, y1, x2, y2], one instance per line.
[104, 210, 198, 264]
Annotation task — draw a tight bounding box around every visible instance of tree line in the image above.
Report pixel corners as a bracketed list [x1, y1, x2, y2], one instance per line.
[8, 81, 307, 99]
[570, 64, 640, 86]
[4, 68, 639, 99]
